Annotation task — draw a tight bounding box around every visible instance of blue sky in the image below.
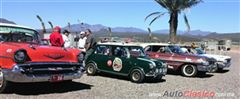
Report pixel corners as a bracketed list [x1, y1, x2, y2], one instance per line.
[1, 0, 240, 33]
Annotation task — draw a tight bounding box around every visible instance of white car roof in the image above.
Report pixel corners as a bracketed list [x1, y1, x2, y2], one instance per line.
[131, 42, 170, 48]
[0, 23, 36, 30]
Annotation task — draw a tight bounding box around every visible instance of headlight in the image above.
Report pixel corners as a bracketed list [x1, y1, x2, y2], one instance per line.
[162, 62, 167, 68]
[223, 59, 228, 63]
[197, 58, 209, 65]
[14, 50, 26, 63]
[149, 62, 156, 69]
[78, 52, 85, 63]
[12, 65, 24, 72]
[202, 61, 209, 65]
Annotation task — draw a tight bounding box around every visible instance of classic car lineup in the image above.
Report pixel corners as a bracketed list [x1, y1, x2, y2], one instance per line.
[0, 23, 232, 93]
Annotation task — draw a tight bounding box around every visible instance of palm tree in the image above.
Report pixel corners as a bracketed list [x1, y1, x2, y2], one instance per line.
[68, 22, 71, 32]
[145, 0, 202, 43]
[108, 27, 112, 38]
[36, 15, 46, 38]
[147, 27, 152, 42]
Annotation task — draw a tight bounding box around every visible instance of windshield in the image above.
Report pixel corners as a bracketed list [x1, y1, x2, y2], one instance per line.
[127, 46, 146, 57]
[194, 48, 205, 54]
[0, 26, 39, 43]
[168, 45, 186, 54]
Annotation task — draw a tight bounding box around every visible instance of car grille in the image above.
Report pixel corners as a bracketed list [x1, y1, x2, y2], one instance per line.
[18, 62, 82, 75]
[209, 60, 215, 65]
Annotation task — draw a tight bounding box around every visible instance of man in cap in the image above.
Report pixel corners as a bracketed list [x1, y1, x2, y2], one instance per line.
[78, 31, 87, 51]
[49, 26, 64, 47]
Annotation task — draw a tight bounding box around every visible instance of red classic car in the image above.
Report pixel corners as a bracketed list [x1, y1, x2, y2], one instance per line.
[139, 43, 217, 77]
[0, 23, 85, 93]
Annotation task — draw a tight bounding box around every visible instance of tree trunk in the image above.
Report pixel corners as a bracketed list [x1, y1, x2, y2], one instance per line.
[169, 12, 178, 43]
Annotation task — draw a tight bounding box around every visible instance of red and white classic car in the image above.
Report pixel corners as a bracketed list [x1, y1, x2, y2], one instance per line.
[138, 43, 217, 77]
[0, 23, 85, 93]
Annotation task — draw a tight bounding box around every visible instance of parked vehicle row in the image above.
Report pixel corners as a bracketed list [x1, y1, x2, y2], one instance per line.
[0, 23, 232, 93]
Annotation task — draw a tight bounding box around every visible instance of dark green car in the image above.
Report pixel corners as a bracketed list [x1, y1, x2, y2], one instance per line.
[85, 43, 167, 83]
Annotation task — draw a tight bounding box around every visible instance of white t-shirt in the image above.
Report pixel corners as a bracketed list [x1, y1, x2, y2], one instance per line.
[62, 35, 71, 48]
[78, 37, 87, 50]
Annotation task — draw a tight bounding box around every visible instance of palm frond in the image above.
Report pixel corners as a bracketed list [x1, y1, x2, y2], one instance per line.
[148, 27, 151, 33]
[155, 0, 173, 11]
[145, 12, 161, 22]
[48, 21, 54, 29]
[179, 0, 203, 10]
[149, 13, 166, 26]
[183, 13, 190, 32]
[36, 15, 43, 22]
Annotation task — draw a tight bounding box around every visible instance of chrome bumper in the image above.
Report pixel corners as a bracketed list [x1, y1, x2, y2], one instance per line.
[2, 62, 84, 83]
[145, 67, 167, 77]
[217, 62, 231, 69]
[197, 64, 217, 72]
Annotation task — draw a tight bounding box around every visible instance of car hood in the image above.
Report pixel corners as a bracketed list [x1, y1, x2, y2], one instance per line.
[137, 57, 164, 66]
[1, 42, 80, 63]
[199, 54, 231, 62]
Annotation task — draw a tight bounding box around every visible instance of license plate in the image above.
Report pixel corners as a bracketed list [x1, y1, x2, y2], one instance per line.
[50, 75, 64, 82]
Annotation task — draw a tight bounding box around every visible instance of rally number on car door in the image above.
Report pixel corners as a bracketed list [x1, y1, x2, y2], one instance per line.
[112, 57, 122, 72]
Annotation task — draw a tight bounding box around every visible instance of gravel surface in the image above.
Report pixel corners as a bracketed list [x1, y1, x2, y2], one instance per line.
[1, 51, 239, 99]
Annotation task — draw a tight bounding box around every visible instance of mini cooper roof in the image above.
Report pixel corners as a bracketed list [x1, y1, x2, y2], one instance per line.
[0, 23, 36, 31]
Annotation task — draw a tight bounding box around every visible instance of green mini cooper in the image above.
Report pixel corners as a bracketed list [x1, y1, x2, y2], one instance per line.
[85, 43, 167, 83]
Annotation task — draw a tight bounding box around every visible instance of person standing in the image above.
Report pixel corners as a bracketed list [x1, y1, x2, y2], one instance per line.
[49, 26, 64, 47]
[78, 31, 87, 51]
[62, 30, 71, 48]
[84, 29, 96, 61]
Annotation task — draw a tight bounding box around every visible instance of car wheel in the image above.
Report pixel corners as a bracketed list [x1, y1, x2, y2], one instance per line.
[181, 64, 197, 77]
[86, 63, 97, 76]
[0, 69, 12, 93]
[130, 69, 144, 83]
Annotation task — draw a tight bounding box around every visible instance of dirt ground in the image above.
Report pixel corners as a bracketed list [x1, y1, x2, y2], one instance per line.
[0, 51, 239, 99]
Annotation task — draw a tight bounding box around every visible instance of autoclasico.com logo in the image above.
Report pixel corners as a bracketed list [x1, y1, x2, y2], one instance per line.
[149, 90, 235, 98]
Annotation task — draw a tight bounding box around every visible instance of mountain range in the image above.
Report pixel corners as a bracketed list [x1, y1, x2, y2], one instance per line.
[60, 23, 213, 36]
[0, 18, 237, 38]
[0, 18, 16, 24]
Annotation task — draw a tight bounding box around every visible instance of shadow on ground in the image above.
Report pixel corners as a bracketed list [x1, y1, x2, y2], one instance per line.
[96, 72, 166, 83]
[4, 81, 93, 95]
[215, 70, 229, 73]
[167, 69, 214, 78]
